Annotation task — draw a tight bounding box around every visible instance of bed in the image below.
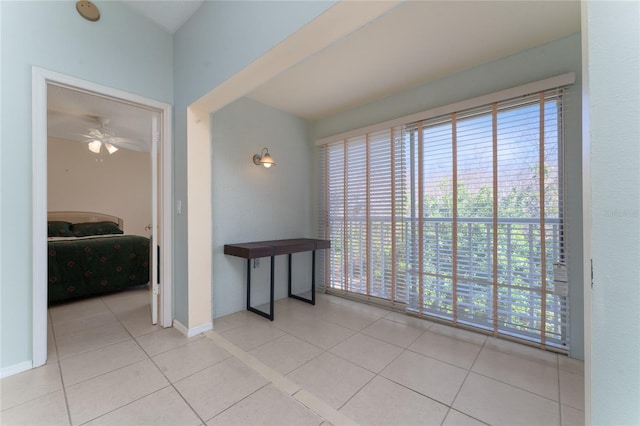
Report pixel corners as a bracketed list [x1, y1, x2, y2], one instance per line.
[47, 211, 150, 304]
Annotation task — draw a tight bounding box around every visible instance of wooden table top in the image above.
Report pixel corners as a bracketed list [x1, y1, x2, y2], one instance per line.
[224, 238, 330, 259]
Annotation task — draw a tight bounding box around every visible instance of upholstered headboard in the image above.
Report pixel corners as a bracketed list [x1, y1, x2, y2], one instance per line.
[47, 211, 124, 229]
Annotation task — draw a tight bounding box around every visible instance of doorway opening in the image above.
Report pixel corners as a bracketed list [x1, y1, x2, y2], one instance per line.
[32, 67, 173, 368]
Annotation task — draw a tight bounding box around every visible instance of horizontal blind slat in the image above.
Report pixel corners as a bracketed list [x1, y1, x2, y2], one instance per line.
[322, 88, 568, 349]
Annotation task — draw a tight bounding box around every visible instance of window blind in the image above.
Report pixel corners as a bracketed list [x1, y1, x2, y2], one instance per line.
[319, 84, 569, 350]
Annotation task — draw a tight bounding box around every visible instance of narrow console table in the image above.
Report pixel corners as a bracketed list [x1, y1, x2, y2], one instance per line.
[224, 238, 331, 320]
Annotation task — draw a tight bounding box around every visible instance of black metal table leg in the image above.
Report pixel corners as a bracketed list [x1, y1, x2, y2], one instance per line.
[288, 251, 316, 305]
[246, 257, 274, 321]
[287, 253, 292, 297]
[246, 259, 251, 310]
[312, 249, 316, 305]
[269, 255, 274, 319]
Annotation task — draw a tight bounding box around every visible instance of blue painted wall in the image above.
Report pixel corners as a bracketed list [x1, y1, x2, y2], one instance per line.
[587, 1, 640, 423]
[210, 98, 313, 318]
[1, 0, 592, 376]
[172, 1, 335, 325]
[0, 0, 173, 369]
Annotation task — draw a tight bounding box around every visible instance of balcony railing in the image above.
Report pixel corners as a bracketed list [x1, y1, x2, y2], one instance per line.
[326, 215, 568, 347]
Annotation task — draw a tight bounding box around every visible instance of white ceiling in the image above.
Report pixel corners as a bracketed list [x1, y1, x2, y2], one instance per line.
[48, 85, 156, 152]
[49, 1, 580, 148]
[122, 0, 204, 34]
[247, 1, 581, 120]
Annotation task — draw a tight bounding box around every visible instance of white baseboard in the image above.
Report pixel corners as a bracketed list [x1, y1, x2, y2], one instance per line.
[1, 361, 33, 379]
[173, 319, 213, 338]
[172, 319, 189, 336]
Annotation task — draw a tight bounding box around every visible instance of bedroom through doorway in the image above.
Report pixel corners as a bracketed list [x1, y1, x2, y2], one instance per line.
[46, 84, 157, 358]
[32, 68, 173, 368]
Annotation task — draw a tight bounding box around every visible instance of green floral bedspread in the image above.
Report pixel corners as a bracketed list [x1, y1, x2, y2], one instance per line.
[48, 235, 150, 304]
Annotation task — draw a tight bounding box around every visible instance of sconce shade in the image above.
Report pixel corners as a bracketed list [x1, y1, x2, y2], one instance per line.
[260, 152, 275, 168]
[253, 147, 276, 168]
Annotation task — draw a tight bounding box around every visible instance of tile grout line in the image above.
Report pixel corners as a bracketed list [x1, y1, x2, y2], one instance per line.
[333, 338, 408, 413]
[44, 291, 580, 426]
[202, 382, 272, 424]
[57, 290, 203, 426]
[206, 330, 359, 426]
[358, 323, 429, 352]
[46, 297, 121, 424]
[54, 295, 134, 362]
[271, 341, 326, 378]
[441, 334, 489, 426]
[326, 333, 405, 377]
[266, 317, 357, 354]
[55, 336, 132, 363]
[141, 338, 227, 426]
[294, 388, 359, 426]
[224, 295, 567, 425]
[264, 310, 402, 417]
[460, 342, 564, 405]
[406, 332, 573, 402]
[49, 309, 74, 426]
[442, 336, 564, 425]
[352, 339, 478, 425]
[76, 385, 177, 426]
[220, 324, 290, 354]
[303, 309, 428, 414]
[464, 369, 564, 405]
[105, 291, 210, 426]
[144, 361, 208, 426]
[206, 331, 302, 396]
[557, 351, 563, 424]
[403, 344, 481, 371]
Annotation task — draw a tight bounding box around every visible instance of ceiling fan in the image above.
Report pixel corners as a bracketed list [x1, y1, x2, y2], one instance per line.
[81, 116, 131, 154]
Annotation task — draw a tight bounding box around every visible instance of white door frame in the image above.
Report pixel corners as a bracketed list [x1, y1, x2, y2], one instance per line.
[32, 67, 173, 367]
[150, 114, 159, 325]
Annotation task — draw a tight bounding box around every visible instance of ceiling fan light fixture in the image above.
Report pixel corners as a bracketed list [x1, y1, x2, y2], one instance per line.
[84, 117, 122, 155]
[104, 143, 118, 154]
[88, 140, 102, 154]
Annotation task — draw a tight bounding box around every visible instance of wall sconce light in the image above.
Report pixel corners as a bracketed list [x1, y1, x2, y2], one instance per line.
[253, 147, 276, 168]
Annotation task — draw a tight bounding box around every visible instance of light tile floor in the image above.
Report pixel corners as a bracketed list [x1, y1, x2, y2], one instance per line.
[0, 287, 585, 425]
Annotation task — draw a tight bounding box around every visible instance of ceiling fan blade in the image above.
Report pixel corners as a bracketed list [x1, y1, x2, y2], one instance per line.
[48, 109, 103, 125]
[101, 135, 125, 144]
[76, 117, 150, 153]
[107, 138, 149, 153]
[79, 128, 105, 139]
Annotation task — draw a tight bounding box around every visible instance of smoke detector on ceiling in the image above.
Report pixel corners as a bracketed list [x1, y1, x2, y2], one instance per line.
[76, 1, 100, 22]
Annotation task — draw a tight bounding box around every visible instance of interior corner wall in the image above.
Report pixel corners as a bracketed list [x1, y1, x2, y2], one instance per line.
[586, 1, 640, 423]
[172, 0, 336, 326]
[0, 1, 172, 370]
[210, 98, 313, 319]
[310, 33, 585, 359]
[186, 109, 212, 330]
[47, 138, 152, 236]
